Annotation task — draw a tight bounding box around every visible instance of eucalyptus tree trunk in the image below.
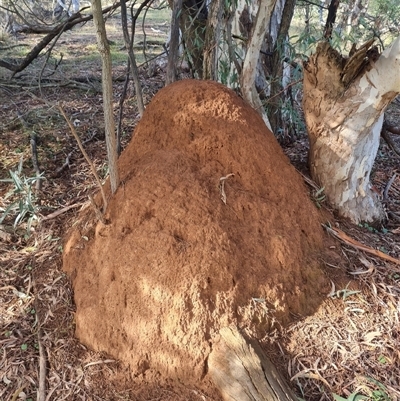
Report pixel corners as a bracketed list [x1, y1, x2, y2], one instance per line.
[173, 0, 296, 136]
[166, 0, 183, 84]
[240, 0, 277, 130]
[120, 0, 144, 116]
[264, 0, 296, 136]
[202, 0, 224, 80]
[303, 37, 400, 224]
[71, 0, 80, 13]
[92, 0, 120, 195]
[180, 0, 208, 78]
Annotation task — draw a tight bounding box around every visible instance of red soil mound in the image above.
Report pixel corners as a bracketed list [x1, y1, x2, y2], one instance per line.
[63, 80, 329, 388]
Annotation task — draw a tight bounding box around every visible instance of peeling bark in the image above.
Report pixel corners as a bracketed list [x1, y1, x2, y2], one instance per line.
[303, 37, 400, 224]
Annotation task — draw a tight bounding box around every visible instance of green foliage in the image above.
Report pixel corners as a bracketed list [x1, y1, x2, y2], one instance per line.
[366, 377, 391, 401]
[358, 222, 378, 233]
[331, 377, 392, 401]
[369, 0, 400, 32]
[218, 59, 231, 86]
[0, 158, 42, 233]
[294, 0, 400, 52]
[218, 57, 239, 88]
[290, 28, 320, 58]
[312, 186, 326, 208]
[332, 392, 367, 401]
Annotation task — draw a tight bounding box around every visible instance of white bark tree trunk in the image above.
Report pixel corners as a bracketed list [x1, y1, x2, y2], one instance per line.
[303, 36, 400, 224]
[71, 0, 80, 14]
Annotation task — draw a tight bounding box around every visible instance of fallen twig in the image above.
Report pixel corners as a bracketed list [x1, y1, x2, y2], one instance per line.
[10, 386, 25, 401]
[32, 271, 46, 401]
[383, 173, 397, 200]
[52, 151, 73, 177]
[298, 171, 320, 191]
[58, 104, 108, 214]
[385, 123, 400, 136]
[89, 194, 106, 224]
[30, 133, 42, 193]
[0, 43, 30, 50]
[324, 224, 400, 265]
[388, 211, 400, 222]
[40, 203, 83, 222]
[38, 328, 46, 401]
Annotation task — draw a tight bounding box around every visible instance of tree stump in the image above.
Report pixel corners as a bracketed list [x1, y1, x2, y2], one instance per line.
[208, 327, 297, 401]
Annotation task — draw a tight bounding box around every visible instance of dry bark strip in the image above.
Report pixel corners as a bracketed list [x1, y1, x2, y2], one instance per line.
[208, 326, 297, 401]
[324, 225, 400, 265]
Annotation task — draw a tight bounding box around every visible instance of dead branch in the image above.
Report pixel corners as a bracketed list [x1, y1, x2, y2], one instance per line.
[52, 131, 98, 177]
[385, 123, 400, 136]
[0, 3, 122, 76]
[341, 38, 376, 87]
[382, 121, 400, 157]
[58, 104, 108, 214]
[324, 224, 400, 265]
[41, 203, 82, 222]
[383, 173, 397, 201]
[52, 151, 73, 178]
[37, 328, 46, 401]
[0, 77, 97, 91]
[324, 0, 340, 40]
[30, 132, 42, 193]
[121, 0, 145, 116]
[0, 43, 30, 50]
[38, 23, 67, 96]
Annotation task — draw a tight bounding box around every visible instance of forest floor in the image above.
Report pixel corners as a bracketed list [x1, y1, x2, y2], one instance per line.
[1, 7, 400, 401]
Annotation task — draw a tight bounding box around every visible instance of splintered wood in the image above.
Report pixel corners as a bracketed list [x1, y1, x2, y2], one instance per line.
[208, 327, 297, 401]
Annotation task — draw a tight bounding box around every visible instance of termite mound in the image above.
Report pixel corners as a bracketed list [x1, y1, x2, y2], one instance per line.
[63, 79, 329, 392]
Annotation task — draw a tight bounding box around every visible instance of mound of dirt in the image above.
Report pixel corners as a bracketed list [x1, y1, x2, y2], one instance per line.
[63, 80, 329, 389]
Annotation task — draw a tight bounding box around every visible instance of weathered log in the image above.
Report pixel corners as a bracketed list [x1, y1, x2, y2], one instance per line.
[208, 327, 297, 401]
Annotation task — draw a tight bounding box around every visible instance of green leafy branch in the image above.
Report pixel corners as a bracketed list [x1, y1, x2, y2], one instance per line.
[0, 158, 43, 232]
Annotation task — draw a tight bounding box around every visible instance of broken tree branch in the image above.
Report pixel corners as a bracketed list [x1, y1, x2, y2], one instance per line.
[1, 2, 122, 76]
